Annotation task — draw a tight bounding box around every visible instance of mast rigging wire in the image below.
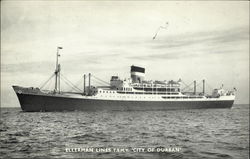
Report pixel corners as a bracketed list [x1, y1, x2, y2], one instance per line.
[39, 73, 55, 89]
[43, 76, 54, 90]
[68, 77, 84, 92]
[92, 79, 108, 86]
[181, 81, 194, 92]
[61, 78, 80, 92]
[60, 73, 82, 92]
[92, 75, 110, 85]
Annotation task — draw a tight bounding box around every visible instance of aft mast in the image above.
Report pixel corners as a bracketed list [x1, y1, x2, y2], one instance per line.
[54, 47, 63, 93]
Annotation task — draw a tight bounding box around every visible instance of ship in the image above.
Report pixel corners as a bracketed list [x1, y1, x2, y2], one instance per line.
[13, 47, 236, 112]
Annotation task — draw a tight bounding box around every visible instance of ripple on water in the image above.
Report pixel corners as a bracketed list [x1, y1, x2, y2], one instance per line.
[200, 151, 233, 159]
[0, 105, 249, 158]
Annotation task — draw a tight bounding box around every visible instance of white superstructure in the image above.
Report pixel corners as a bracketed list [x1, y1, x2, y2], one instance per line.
[84, 66, 235, 102]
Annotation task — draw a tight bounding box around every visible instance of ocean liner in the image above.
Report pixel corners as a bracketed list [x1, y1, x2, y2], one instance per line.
[13, 47, 236, 112]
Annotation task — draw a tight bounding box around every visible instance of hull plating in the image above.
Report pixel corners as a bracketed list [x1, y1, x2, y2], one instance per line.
[16, 93, 234, 112]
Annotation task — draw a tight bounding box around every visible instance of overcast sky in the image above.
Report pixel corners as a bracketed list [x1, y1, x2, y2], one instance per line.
[1, 1, 249, 107]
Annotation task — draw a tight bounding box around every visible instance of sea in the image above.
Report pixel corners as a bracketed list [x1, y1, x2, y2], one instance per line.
[0, 104, 249, 159]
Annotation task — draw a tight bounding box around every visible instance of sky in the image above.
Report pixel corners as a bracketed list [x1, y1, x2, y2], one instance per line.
[1, 1, 249, 107]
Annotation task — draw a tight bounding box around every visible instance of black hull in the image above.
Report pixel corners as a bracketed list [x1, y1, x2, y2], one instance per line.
[15, 93, 234, 112]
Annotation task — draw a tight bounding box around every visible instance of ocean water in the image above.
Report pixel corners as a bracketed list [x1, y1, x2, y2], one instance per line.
[0, 104, 249, 159]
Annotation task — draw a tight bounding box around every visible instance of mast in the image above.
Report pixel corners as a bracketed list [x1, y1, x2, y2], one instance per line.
[202, 79, 205, 95]
[83, 74, 86, 95]
[54, 47, 63, 93]
[88, 73, 91, 95]
[58, 64, 61, 93]
[194, 80, 196, 95]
